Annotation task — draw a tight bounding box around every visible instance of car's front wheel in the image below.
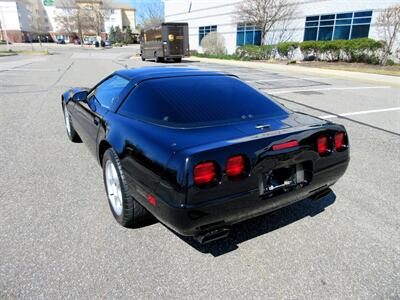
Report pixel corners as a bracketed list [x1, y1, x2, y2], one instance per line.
[63, 104, 81, 143]
[102, 148, 150, 227]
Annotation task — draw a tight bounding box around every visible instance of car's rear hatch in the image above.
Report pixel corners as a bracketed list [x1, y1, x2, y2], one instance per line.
[161, 112, 347, 206]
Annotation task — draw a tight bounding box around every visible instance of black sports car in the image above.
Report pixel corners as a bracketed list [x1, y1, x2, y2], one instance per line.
[62, 67, 349, 243]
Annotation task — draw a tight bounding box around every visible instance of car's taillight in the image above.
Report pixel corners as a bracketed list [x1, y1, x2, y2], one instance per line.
[194, 162, 216, 186]
[335, 132, 346, 151]
[272, 140, 299, 151]
[317, 135, 330, 155]
[226, 155, 245, 177]
[147, 194, 156, 206]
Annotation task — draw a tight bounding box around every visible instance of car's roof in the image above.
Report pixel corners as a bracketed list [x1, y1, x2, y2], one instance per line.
[114, 67, 234, 84]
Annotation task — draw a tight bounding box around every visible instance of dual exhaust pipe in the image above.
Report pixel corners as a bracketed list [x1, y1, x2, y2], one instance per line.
[194, 187, 332, 244]
[309, 187, 332, 201]
[194, 227, 230, 244]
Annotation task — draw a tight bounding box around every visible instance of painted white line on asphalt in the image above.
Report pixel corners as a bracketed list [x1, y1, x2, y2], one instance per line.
[246, 77, 318, 83]
[1, 68, 56, 71]
[268, 86, 390, 94]
[319, 107, 400, 119]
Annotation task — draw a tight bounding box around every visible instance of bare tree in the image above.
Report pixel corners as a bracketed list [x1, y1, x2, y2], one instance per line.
[139, 1, 164, 27]
[235, 0, 296, 45]
[55, 0, 97, 44]
[84, 0, 112, 36]
[267, 16, 296, 44]
[376, 4, 400, 65]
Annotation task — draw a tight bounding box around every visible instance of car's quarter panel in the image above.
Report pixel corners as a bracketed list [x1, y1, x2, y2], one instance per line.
[103, 113, 180, 208]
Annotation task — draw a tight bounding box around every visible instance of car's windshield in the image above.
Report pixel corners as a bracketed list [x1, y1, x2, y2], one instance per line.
[118, 75, 288, 127]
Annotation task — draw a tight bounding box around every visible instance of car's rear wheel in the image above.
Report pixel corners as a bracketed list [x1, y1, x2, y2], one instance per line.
[173, 57, 182, 63]
[141, 55, 145, 61]
[102, 148, 150, 227]
[63, 104, 81, 143]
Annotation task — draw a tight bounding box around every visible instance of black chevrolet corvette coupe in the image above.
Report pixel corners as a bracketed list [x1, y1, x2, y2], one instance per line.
[62, 67, 349, 243]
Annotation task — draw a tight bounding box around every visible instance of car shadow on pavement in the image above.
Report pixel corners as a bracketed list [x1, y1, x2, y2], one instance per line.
[177, 191, 336, 257]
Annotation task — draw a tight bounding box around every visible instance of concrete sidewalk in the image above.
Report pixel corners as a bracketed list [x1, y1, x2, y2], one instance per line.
[190, 56, 400, 88]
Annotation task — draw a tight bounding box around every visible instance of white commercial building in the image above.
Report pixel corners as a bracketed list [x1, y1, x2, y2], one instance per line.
[164, 0, 400, 54]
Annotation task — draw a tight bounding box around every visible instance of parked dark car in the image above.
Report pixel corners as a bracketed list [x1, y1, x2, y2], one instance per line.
[62, 67, 349, 243]
[57, 39, 66, 44]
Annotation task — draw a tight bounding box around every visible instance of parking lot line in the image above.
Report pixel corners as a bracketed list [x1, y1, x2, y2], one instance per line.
[0, 68, 56, 71]
[319, 107, 400, 119]
[273, 94, 400, 137]
[246, 77, 317, 83]
[268, 86, 390, 94]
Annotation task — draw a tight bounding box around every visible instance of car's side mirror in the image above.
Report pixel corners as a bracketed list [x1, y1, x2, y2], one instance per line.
[72, 91, 88, 102]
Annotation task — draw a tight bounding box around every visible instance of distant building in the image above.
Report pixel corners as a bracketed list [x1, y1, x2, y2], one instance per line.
[0, 0, 52, 42]
[164, 0, 400, 54]
[0, 0, 136, 43]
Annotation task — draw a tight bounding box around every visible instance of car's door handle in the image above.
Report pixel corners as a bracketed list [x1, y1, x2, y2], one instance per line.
[94, 117, 99, 126]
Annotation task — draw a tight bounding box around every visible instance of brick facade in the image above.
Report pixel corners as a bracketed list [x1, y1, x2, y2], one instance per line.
[1, 30, 23, 43]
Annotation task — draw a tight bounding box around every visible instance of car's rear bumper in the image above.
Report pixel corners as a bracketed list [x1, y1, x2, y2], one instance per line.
[145, 159, 349, 236]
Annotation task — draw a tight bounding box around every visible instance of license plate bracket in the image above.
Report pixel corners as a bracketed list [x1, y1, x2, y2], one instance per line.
[260, 162, 311, 197]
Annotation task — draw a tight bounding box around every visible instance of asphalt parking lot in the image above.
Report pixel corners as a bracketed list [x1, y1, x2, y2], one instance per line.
[0, 45, 399, 299]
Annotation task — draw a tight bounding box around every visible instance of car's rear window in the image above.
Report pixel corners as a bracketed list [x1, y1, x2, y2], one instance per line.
[118, 75, 288, 127]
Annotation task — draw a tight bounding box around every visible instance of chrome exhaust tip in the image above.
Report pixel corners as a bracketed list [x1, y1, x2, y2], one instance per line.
[310, 187, 332, 201]
[194, 228, 230, 244]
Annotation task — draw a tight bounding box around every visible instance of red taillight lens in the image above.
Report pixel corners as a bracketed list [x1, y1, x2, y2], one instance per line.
[317, 136, 329, 155]
[147, 194, 157, 206]
[272, 140, 299, 151]
[194, 162, 216, 186]
[226, 155, 245, 177]
[335, 132, 346, 150]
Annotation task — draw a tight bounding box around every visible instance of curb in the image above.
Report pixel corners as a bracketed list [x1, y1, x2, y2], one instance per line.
[191, 57, 400, 88]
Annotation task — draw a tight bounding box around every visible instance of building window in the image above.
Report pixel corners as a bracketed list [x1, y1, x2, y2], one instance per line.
[199, 25, 217, 45]
[304, 10, 372, 41]
[236, 24, 261, 46]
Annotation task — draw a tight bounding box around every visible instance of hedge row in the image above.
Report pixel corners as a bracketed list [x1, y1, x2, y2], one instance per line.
[190, 51, 247, 61]
[235, 39, 386, 64]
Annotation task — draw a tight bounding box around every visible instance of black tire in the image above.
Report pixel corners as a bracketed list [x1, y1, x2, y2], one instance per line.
[173, 57, 182, 63]
[155, 56, 164, 63]
[102, 148, 150, 227]
[141, 54, 145, 61]
[63, 103, 81, 143]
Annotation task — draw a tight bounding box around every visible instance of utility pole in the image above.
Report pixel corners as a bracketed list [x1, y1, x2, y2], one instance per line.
[0, 6, 10, 50]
